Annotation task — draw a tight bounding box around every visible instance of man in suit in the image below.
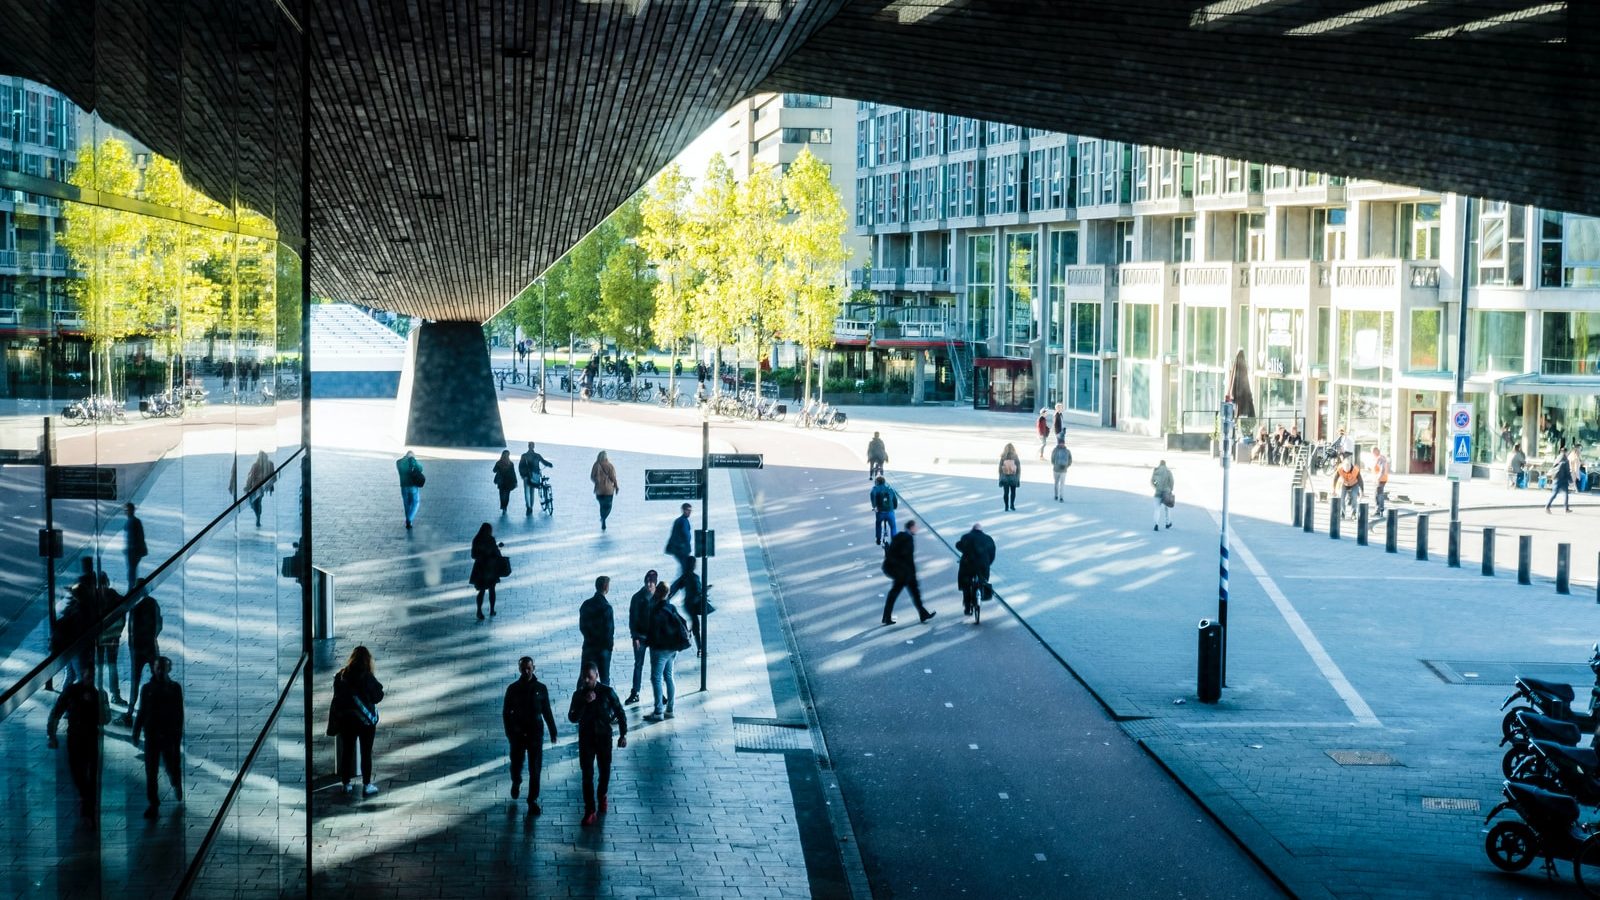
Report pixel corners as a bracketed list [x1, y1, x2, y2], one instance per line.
[502, 656, 559, 815]
[665, 503, 695, 598]
[882, 520, 935, 626]
[133, 656, 184, 818]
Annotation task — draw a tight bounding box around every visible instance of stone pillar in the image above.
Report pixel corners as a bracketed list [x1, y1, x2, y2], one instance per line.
[396, 321, 505, 448]
[912, 349, 927, 404]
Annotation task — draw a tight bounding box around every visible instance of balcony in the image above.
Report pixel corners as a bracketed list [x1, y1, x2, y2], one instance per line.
[833, 317, 871, 344]
[1330, 260, 1441, 307]
[0, 249, 18, 270]
[1345, 180, 1432, 201]
[902, 267, 950, 291]
[1062, 264, 1108, 302]
[51, 307, 83, 328]
[1177, 262, 1247, 306]
[849, 267, 902, 291]
[31, 251, 70, 275]
[1114, 262, 1176, 304]
[1248, 261, 1329, 309]
[875, 305, 954, 343]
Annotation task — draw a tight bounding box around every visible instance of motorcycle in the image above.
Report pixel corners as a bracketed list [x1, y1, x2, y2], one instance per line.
[1503, 710, 1592, 780]
[1517, 740, 1600, 808]
[1483, 780, 1600, 895]
[1502, 644, 1600, 742]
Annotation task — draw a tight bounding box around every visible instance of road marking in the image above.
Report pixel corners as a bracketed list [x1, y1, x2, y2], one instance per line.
[1175, 720, 1380, 729]
[1281, 575, 1442, 581]
[998, 792, 1009, 799]
[968, 743, 979, 749]
[1034, 853, 1047, 862]
[923, 668, 932, 674]
[944, 702, 954, 708]
[1223, 522, 1382, 727]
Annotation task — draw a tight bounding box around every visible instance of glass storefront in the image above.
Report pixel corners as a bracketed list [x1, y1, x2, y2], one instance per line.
[1538, 394, 1600, 456]
[1333, 383, 1392, 455]
[1541, 311, 1600, 375]
[966, 234, 993, 345]
[1471, 309, 1526, 374]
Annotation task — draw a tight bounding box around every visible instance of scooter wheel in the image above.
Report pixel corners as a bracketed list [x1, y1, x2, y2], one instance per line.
[1502, 706, 1536, 742]
[1576, 832, 1600, 897]
[1503, 748, 1541, 781]
[1485, 820, 1536, 872]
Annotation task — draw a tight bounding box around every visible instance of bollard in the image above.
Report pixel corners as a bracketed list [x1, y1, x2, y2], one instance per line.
[1303, 492, 1315, 533]
[1557, 543, 1571, 594]
[1415, 513, 1429, 561]
[1518, 535, 1532, 585]
[1447, 521, 1461, 568]
[1357, 503, 1369, 545]
[1595, 553, 1600, 604]
[1385, 509, 1398, 553]
[1293, 486, 1304, 527]
[1329, 498, 1341, 539]
[1482, 528, 1496, 576]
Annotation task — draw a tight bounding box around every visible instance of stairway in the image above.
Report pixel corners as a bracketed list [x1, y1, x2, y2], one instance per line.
[946, 338, 971, 403]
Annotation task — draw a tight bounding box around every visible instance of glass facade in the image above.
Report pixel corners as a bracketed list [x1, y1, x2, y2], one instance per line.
[1003, 232, 1035, 356]
[1542, 311, 1600, 375]
[967, 234, 994, 345]
[0, 2, 308, 894]
[1470, 310, 1525, 374]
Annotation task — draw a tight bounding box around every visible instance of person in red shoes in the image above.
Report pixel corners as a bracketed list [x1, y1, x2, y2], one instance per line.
[567, 661, 627, 825]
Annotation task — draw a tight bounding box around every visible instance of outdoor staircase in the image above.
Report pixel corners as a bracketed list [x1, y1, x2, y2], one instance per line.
[947, 338, 971, 403]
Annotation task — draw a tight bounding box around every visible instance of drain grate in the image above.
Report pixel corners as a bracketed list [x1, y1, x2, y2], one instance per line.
[1423, 797, 1480, 812]
[1327, 749, 1402, 766]
[733, 717, 810, 753]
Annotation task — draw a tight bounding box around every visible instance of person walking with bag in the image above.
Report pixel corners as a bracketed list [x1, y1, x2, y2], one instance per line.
[579, 576, 615, 686]
[1547, 451, 1574, 513]
[396, 450, 425, 529]
[568, 661, 627, 826]
[664, 503, 694, 598]
[470, 523, 507, 619]
[1035, 409, 1050, 459]
[493, 450, 518, 514]
[881, 520, 935, 625]
[1152, 460, 1175, 531]
[329, 645, 385, 795]
[132, 655, 183, 819]
[955, 523, 996, 620]
[590, 451, 619, 531]
[1050, 438, 1072, 502]
[644, 582, 692, 722]
[502, 656, 558, 815]
[998, 443, 1022, 511]
[624, 570, 658, 705]
[869, 476, 899, 545]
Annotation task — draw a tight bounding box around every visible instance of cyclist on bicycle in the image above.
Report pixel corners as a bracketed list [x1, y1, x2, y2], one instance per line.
[518, 442, 556, 515]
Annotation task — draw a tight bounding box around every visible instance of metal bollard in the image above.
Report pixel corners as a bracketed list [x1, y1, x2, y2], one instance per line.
[1357, 503, 1369, 545]
[1596, 553, 1600, 604]
[1293, 486, 1304, 527]
[1557, 543, 1571, 594]
[1415, 513, 1429, 561]
[1447, 521, 1461, 568]
[1518, 535, 1533, 585]
[1329, 498, 1341, 539]
[1385, 509, 1398, 553]
[1482, 528, 1496, 577]
[1303, 492, 1315, 533]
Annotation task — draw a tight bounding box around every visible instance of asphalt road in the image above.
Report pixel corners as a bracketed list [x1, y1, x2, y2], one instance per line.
[725, 421, 1285, 899]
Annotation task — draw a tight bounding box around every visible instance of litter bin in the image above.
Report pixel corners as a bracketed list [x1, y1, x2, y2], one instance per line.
[1197, 618, 1222, 704]
[312, 565, 334, 640]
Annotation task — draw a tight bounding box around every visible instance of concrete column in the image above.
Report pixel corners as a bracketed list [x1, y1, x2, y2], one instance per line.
[396, 321, 505, 448]
[912, 349, 927, 404]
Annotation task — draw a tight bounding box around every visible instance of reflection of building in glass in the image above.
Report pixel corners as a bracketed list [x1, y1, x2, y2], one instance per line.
[848, 99, 1600, 472]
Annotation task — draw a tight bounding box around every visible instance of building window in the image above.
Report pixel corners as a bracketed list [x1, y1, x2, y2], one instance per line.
[1470, 201, 1526, 287]
[1184, 306, 1223, 368]
[781, 127, 831, 145]
[782, 93, 831, 108]
[1001, 154, 1020, 215]
[1028, 149, 1045, 212]
[1542, 311, 1600, 375]
[984, 158, 1001, 216]
[1171, 216, 1194, 263]
[1470, 310, 1525, 374]
[967, 234, 994, 343]
[754, 98, 777, 121]
[1046, 146, 1067, 209]
[1047, 230, 1079, 347]
[1116, 220, 1135, 264]
[1408, 308, 1443, 370]
[1234, 212, 1266, 262]
[856, 125, 869, 169]
[1069, 356, 1100, 414]
[1126, 303, 1155, 359]
[885, 111, 903, 164]
[1336, 309, 1394, 383]
[1539, 212, 1600, 288]
[1400, 202, 1440, 261]
[1004, 232, 1036, 354]
[1312, 207, 1347, 262]
[1254, 308, 1302, 377]
[855, 177, 871, 227]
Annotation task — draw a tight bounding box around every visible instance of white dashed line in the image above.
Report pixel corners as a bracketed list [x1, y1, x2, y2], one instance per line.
[998, 792, 1009, 799]
[1034, 853, 1047, 862]
[944, 702, 954, 708]
[923, 668, 932, 674]
[968, 743, 979, 750]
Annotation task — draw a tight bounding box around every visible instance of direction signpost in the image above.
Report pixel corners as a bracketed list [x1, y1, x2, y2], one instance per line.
[1447, 402, 1473, 482]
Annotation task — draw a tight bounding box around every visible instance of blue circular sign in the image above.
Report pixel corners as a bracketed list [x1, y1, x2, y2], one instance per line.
[1452, 409, 1471, 431]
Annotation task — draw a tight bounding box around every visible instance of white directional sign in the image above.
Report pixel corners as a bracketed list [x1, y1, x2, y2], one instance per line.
[1447, 432, 1472, 481]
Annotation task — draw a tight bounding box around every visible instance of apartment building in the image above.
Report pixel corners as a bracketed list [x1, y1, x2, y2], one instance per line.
[849, 100, 1600, 474]
[0, 76, 80, 345]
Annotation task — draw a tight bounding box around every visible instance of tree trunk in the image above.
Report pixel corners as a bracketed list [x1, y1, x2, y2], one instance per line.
[753, 337, 763, 401]
[712, 344, 721, 397]
[802, 346, 813, 403]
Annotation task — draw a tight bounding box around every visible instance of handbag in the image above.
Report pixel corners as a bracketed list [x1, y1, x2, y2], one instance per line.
[351, 695, 379, 727]
[412, 470, 426, 487]
[495, 555, 512, 578]
[1162, 490, 1175, 508]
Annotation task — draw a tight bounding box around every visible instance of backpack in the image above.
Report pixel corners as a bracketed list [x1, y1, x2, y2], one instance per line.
[876, 489, 894, 512]
[1001, 458, 1018, 477]
[658, 607, 692, 652]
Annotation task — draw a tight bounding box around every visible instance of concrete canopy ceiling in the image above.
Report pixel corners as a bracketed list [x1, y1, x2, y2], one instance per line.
[3, 1, 1596, 324]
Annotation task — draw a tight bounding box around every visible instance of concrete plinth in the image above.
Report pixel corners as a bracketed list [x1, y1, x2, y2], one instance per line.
[395, 321, 504, 448]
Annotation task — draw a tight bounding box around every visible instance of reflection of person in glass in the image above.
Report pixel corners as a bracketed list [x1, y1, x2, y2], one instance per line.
[124, 502, 147, 591]
[243, 451, 275, 528]
[47, 667, 110, 815]
[133, 656, 183, 819]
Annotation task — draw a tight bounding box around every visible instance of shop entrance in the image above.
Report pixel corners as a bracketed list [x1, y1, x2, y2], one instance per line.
[1409, 410, 1436, 474]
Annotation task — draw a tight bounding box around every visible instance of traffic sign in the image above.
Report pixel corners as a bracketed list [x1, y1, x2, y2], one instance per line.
[1449, 402, 1473, 434]
[708, 453, 763, 469]
[1451, 434, 1472, 464]
[646, 468, 702, 486]
[645, 483, 703, 501]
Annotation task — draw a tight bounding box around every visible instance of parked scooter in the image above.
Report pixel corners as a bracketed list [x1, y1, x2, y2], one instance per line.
[1517, 740, 1600, 808]
[1503, 710, 1592, 780]
[1501, 644, 1600, 742]
[1483, 780, 1600, 895]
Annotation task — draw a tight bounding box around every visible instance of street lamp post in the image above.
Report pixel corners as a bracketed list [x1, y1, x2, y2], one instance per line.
[538, 278, 547, 413]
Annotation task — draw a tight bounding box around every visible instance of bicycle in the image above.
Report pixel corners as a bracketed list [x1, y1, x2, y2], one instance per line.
[530, 387, 547, 415]
[537, 476, 554, 515]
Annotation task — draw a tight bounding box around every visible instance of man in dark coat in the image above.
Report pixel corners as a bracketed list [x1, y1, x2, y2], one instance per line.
[568, 661, 627, 826]
[579, 576, 615, 686]
[955, 524, 997, 618]
[665, 503, 695, 598]
[124, 502, 148, 591]
[93, 573, 126, 705]
[132, 656, 184, 818]
[882, 520, 935, 626]
[502, 656, 559, 814]
[517, 441, 555, 515]
[624, 570, 658, 705]
[47, 668, 110, 814]
[121, 593, 163, 726]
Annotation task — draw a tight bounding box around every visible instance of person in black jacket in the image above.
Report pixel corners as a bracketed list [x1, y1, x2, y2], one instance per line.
[644, 583, 691, 722]
[492, 449, 518, 514]
[579, 576, 615, 686]
[469, 523, 505, 619]
[664, 503, 695, 599]
[121, 593, 163, 726]
[329, 645, 385, 795]
[47, 668, 110, 814]
[93, 572, 127, 706]
[624, 570, 658, 705]
[568, 661, 627, 826]
[124, 502, 148, 591]
[882, 520, 934, 626]
[502, 656, 558, 815]
[955, 523, 997, 619]
[132, 655, 184, 818]
[517, 442, 555, 515]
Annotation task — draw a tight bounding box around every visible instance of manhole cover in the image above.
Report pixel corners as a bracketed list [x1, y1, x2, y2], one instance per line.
[1423, 797, 1480, 812]
[733, 717, 810, 752]
[1423, 659, 1592, 687]
[1327, 749, 1402, 766]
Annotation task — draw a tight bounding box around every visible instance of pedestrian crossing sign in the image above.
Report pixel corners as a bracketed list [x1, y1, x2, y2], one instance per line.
[1452, 434, 1472, 464]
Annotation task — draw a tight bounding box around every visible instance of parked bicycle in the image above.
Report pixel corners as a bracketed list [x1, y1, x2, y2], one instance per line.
[140, 390, 185, 419]
[62, 395, 127, 426]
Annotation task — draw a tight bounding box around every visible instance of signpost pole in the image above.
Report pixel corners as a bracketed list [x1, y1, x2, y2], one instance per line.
[42, 417, 56, 632]
[700, 420, 710, 693]
[1450, 196, 1474, 530]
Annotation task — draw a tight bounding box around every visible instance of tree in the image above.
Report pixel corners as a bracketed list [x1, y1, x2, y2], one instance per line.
[684, 154, 744, 391]
[640, 163, 698, 395]
[595, 196, 656, 353]
[57, 139, 148, 396]
[729, 163, 787, 399]
[780, 149, 852, 401]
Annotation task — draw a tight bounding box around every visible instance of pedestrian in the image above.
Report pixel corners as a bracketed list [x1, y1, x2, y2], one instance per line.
[1370, 446, 1391, 515]
[665, 502, 694, 598]
[244, 450, 275, 528]
[493, 449, 518, 514]
[328, 645, 384, 795]
[880, 520, 935, 625]
[396, 450, 425, 529]
[869, 476, 899, 545]
[1035, 409, 1050, 458]
[1335, 427, 1354, 457]
[46, 668, 110, 815]
[1151, 460, 1175, 531]
[93, 571, 126, 706]
[579, 575, 615, 686]
[567, 661, 627, 826]
[867, 431, 888, 480]
[1508, 445, 1527, 489]
[119, 593, 162, 727]
[518, 442, 555, 515]
[644, 582, 692, 722]
[55, 559, 98, 686]
[1049, 438, 1072, 501]
[955, 523, 996, 619]
[469, 523, 507, 619]
[625, 570, 658, 705]
[1332, 455, 1362, 517]
[124, 502, 147, 591]
[589, 451, 619, 531]
[998, 443, 1022, 511]
[1546, 451, 1574, 513]
[1053, 402, 1065, 441]
[502, 656, 558, 815]
[679, 570, 711, 657]
[132, 655, 183, 819]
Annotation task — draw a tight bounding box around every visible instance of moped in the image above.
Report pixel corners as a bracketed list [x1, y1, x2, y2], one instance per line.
[1484, 780, 1600, 895]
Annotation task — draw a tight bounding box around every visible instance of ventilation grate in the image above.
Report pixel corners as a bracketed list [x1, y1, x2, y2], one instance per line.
[1423, 797, 1480, 812]
[1326, 749, 1402, 766]
[733, 717, 810, 753]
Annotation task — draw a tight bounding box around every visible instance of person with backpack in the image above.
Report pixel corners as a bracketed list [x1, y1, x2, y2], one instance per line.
[955, 523, 996, 619]
[517, 442, 555, 515]
[395, 450, 425, 529]
[998, 443, 1022, 511]
[493, 450, 518, 514]
[644, 582, 692, 722]
[866, 432, 889, 480]
[589, 451, 619, 531]
[328, 645, 385, 795]
[568, 661, 627, 826]
[869, 476, 899, 545]
[502, 655, 558, 815]
[1049, 438, 1072, 502]
[881, 520, 935, 625]
[1035, 409, 1050, 459]
[1151, 460, 1175, 531]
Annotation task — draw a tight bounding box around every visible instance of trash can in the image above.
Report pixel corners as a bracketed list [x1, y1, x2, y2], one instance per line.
[312, 565, 334, 640]
[1197, 619, 1222, 704]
